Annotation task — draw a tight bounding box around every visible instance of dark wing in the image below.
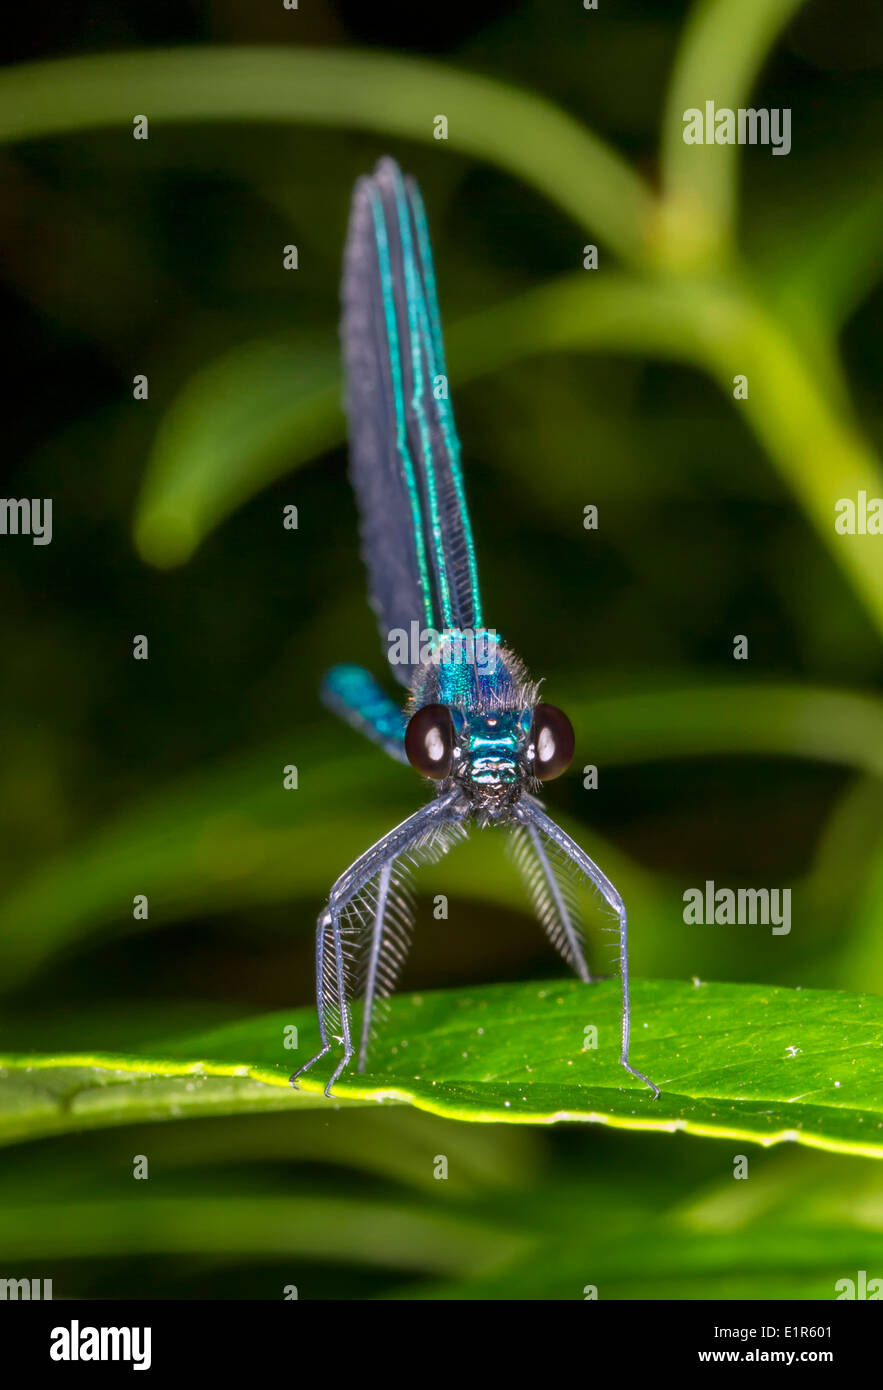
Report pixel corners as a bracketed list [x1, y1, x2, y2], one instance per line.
[340, 158, 484, 687]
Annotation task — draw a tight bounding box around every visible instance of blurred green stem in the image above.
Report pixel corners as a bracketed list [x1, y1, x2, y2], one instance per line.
[705, 293, 883, 635]
[0, 47, 654, 266]
[659, 0, 807, 263]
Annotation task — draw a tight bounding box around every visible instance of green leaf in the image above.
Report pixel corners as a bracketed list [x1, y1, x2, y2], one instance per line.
[1, 980, 881, 1158]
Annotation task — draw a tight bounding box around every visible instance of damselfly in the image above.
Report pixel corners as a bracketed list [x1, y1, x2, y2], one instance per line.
[291, 159, 659, 1099]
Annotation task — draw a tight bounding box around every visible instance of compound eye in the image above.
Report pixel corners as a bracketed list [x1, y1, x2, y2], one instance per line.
[405, 704, 455, 779]
[530, 703, 574, 781]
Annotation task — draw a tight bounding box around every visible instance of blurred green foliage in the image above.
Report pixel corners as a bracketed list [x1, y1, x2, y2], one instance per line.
[0, 0, 881, 1298]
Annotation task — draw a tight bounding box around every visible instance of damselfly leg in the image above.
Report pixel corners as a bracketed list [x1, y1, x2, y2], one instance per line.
[291, 792, 463, 1095]
[518, 797, 660, 1097]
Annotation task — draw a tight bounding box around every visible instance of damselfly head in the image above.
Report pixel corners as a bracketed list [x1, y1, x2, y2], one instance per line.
[404, 697, 575, 822]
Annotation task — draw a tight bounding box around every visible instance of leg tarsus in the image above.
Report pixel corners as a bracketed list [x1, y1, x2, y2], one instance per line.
[289, 1043, 331, 1087]
[290, 915, 334, 1088]
[615, 901, 661, 1098]
[620, 1056, 661, 1099]
[324, 1048, 355, 1097]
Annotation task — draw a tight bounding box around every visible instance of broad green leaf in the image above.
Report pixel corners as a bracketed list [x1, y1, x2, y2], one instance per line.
[1, 980, 881, 1157]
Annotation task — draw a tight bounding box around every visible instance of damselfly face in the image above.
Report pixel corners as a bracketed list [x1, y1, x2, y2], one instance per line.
[405, 702, 527, 821]
[403, 643, 575, 824]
